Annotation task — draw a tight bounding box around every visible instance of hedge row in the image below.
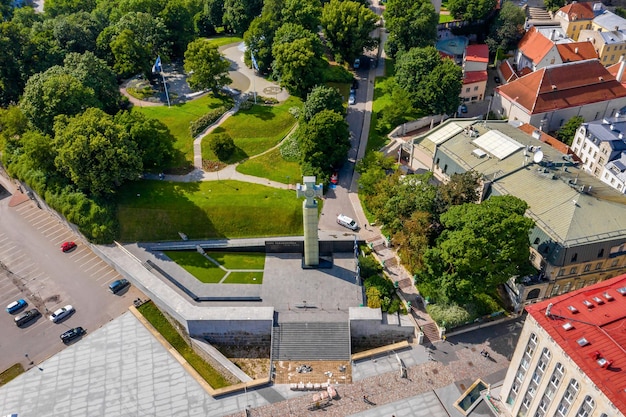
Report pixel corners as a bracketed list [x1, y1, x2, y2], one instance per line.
[189, 105, 230, 137]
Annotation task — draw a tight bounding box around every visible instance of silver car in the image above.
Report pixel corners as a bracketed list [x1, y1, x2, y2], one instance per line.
[49, 305, 75, 323]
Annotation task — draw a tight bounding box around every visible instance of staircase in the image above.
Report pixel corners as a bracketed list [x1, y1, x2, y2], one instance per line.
[421, 321, 441, 344]
[272, 322, 351, 361]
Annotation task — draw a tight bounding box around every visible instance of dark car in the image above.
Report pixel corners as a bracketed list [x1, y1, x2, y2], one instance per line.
[60, 327, 85, 344]
[14, 309, 41, 327]
[494, 76, 501, 84]
[109, 278, 130, 294]
[352, 79, 359, 90]
[460, 104, 468, 113]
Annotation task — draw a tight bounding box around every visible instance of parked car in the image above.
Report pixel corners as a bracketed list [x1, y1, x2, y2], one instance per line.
[109, 278, 130, 294]
[353, 58, 360, 69]
[15, 309, 41, 327]
[337, 214, 359, 230]
[348, 93, 356, 105]
[49, 305, 74, 323]
[60, 327, 85, 344]
[494, 75, 501, 84]
[352, 79, 359, 90]
[460, 104, 468, 113]
[61, 241, 76, 252]
[6, 299, 27, 314]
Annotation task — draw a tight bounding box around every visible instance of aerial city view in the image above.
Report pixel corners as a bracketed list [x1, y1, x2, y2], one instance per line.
[1, 0, 626, 416]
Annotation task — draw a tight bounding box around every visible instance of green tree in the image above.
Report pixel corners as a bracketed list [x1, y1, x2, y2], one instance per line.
[419, 195, 535, 303]
[320, 0, 378, 64]
[378, 83, 413, 131]
[485, 1, 525, 54]
[393, 210, 432, 274]
[114, 111, 175, 169]
[22, 21, 65, 76]
[44, 0, 97, 17]
[184, 39, 231, 94]
[448, 0, 497, 22]
[160, 0, 196, 56]
[222, 0, 263, 35]
[284, 0, 322, 31]
[394, 46, 463, 115]
[209, 132, 236, 161]
[544, 0, 566, 13]
[383, 0, 438, 57]
[51, 11, 102, 54]
[435, 171, 481, 214]
[355, 151, 395, 195]
[53, 108, 142, 196]
[296, 109, 350, 175]
[243, 14, 280, 74]
[272, 24, 325, 97]
[556, 116, 584, 146]
[301, 85, 344, 122]
[20, 68, 100, 134]
[110, 28, 150, 78]
[0, 21, 26, 106]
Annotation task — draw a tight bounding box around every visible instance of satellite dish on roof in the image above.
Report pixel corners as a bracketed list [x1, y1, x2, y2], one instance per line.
[533, 150, 544, 164]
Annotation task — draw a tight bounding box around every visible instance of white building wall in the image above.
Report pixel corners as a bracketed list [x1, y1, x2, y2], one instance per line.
[600, 166, 626, 193]
[464, 60, 488, 72]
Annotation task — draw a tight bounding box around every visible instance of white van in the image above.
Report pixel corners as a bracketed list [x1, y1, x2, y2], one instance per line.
[337, 214, 358, 230]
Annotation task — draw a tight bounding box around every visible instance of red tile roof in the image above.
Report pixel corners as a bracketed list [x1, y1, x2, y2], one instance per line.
[556, 42, 598, 62]
[499, 60, 518, 83]
[496, 60, 626, 114]
[465, 44, 489, 63]
[526, 274, 626, 415]
[463, 70, 488, 84]
[607, 61, 626, 85]
[558, 2, 595, 21]
[517, 123, 583, 161]
[518, 27, 555, 65]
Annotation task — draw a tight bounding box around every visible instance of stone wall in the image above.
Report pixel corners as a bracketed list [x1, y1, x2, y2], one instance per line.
[188, 319, 272, 345]
[349, 307, 414, 349]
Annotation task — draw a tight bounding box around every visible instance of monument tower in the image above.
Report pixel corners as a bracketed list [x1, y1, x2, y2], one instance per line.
[296, 176, 323, 266]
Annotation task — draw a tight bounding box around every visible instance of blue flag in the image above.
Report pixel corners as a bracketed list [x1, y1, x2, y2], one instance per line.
[251, 51, 259, 72]
[152, 56, 162, 73]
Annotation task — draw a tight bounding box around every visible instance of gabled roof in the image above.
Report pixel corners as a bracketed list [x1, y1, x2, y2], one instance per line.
[593, 10, 626, 31]
[499, 60, 518, 83]
[496, 60, 626, 114]
[526, 274, 626, 416]
[464, 44, 489, 63]
[556, 41, 598, 62]
[517, 123, 582, 161]
[463, 70, 488, 84]
[518, 27, 556, 65]
[557, 2, 596, 21]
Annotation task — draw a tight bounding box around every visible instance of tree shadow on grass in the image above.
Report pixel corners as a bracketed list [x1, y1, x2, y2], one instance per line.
[246, 104, 277, 121]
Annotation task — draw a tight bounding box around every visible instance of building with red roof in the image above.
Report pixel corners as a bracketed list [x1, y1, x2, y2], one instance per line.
[499, 273, 626, 417]
[516, 27, 562, 72]
[555, 42, 598, 63]
[461, 44, 489, 104]
[493, 59, 626, 131]
[555, 2, 603, 41]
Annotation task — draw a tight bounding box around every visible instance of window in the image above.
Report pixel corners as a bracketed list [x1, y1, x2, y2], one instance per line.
[570, 267, 578, 275]
[550, 363, 564, 388]
[571, 253, 578, 262]
[575, 396, 595, 417]
[474, 86, 479, 91]
[584, 264, 591, 272]
[551, 284, 560, 296]
[596, 262, 603, 270]
[598, 248, 604, 257]
[534, 237, 540, 245]
[466, 87, 470, 93]
[562, 282, 572, 293]
[612, 259, 619, 267]
[558, 269, 565, 277]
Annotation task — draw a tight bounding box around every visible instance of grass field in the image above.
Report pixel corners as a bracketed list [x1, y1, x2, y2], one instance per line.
[137, 301, 230, 388]
[0, 363, 24, 386]
[135, 95, 232, 172]
[164, 251, 225, 283]
[223, 272, 262, 284]
[116, 180, 303, 242]
[208, 36, 242, 48]
[236, 147, 301, 183]
[206, 251, 266, 269]
[202, 97, 301, 164]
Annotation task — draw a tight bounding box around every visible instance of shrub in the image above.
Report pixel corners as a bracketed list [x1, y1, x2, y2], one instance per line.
[364, 274, 395, 297]
[209, 133, 235, 161]
[189, 105, 229, 137]
[323, 64, 354, 83]
[426, 303, 472, 328]
[366, 286, 382, 308]
[359, 254, 382, 279]
[279, 134, 301, 162]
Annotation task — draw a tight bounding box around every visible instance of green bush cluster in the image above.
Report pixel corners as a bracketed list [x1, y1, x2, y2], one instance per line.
[358, 254, 383, 279]
[189, 106, 230, 137]
[426, 303, 472, 328]
[364, 274, 406, 314]
[279, 134, 301, 162]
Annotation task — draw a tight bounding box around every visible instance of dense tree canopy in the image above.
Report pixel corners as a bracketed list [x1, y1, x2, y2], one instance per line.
[448, 0, 497, 22]
[320, 0, 378, 64]
[53, 108, 143, 196]
[419, 195, 534, 303]
[383, 0, 438, 57]
[485, 1, 526, 54]
[223, 0, 263, 35]
[394, 47, 463, 115]
[184, 39, 231, 93]
[44, 0, 97, 17]
[556, 116, 584, 146]
[301, 85, 344, 122]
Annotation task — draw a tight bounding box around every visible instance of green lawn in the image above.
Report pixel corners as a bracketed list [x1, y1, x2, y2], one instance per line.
[223, 272, 263, 284]
[236, 147, 301, 184]
[164, 251, 225, 283]
[208, 36, 242, 48]
[135, 94, 233, 172]
[137, 301, 230, 388]
[439, 14, 455, 23]
[205, 251, 266, 269]
[0, 363, 24, 386]
[116, 180, 303, 241]
[202, 96, 301, 164]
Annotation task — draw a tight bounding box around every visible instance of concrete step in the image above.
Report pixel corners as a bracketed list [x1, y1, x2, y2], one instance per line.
[421, 321, 440, 344]
[272, 322, 351, 361]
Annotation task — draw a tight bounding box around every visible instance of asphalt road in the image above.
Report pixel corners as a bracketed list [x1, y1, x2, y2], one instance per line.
[0, 183, 144, 372]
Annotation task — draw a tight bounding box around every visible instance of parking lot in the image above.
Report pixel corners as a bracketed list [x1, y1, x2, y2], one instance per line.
[0, 189, 144, 373]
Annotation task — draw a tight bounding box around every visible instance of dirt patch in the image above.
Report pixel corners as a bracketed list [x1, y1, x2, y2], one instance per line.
[216, 345, 271, 380]
[273, 360, 352, 385]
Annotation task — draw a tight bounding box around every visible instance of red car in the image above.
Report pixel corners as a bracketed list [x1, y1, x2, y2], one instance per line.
[61, 241, 77, 252]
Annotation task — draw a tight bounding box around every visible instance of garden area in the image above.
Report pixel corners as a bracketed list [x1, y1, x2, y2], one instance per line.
[116, 180, 303, 242]
[164, 251, 265, 284]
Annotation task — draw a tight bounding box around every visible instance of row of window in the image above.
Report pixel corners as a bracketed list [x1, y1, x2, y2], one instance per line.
[551, 279, 598, 297]
[556, 258, 621, 278]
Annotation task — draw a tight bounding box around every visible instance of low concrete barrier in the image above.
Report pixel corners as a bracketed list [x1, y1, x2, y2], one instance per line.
[351, 340, 410, 361]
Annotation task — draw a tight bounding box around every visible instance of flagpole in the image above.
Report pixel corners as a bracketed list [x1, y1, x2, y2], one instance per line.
[251, 51, 258, 104]
[161, 67, 171, 108]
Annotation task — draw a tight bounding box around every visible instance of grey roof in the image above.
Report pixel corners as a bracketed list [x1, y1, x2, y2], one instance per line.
[421, 120, 626, 247]
[584, 117, 626, 159]
[594, 10, 626, 31]
[605, 152, 626, 183]
[598, 29, 626, 44]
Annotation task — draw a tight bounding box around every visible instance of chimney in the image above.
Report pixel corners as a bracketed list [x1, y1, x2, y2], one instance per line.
[617, 60, 626, 83]
[575, 47, 579, 54]
[551, 30, 556, 41]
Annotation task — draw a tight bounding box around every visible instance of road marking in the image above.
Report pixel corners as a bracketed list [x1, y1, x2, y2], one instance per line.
[22, 210, 41, 220]
[80, 257, 99, 269]
[41, 224, 63, 235]
[89, 264, 111, 277]
[71, 252, 91, 263]
[84, 260, 105, 273]
[36, 219, 56, 230]
[50, 230, 71, 242]
[31, 217, 52, 228]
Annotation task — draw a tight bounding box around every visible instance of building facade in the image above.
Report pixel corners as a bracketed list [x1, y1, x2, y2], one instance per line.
[554, 2, 600, 41]
[499, 274, 626, 417]
[579, 29, 626, 66]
